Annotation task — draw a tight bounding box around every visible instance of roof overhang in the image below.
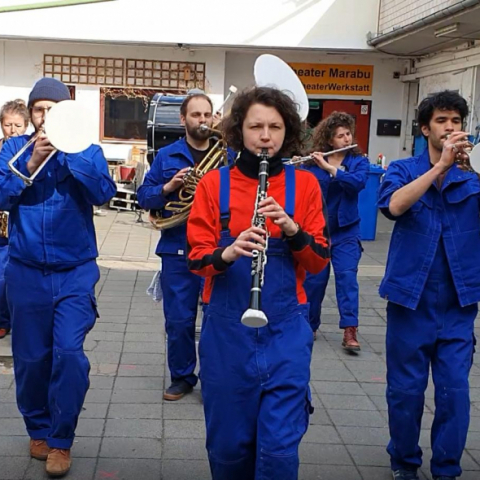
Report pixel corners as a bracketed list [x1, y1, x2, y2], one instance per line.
[368, 1, 480, 56]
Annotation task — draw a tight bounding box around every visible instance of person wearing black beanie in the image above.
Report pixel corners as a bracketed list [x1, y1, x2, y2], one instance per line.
[0, 77, 116, 478]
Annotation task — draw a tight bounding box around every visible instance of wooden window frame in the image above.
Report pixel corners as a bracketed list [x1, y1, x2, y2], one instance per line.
[125, 58, 206, 91]
[100, 87, 163, 144]
[44, 54, 124, 86]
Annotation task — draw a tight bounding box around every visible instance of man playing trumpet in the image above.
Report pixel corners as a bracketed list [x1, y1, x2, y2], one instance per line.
[378, 90, 480, 480]
[0, 78, 116, 477]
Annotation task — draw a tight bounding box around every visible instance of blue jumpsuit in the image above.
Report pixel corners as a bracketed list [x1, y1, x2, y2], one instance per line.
[137, 138, 234, 386]
[379, 149, 480, 477]
[0, 135, 116, 449]
[187, 160, 331, 480]
[0, 237, 10, 332]
[303, 153, 369, 331]
[0, 138, 11, 332]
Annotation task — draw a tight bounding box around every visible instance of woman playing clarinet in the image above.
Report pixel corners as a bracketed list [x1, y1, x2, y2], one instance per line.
[186, 86, 330, 480]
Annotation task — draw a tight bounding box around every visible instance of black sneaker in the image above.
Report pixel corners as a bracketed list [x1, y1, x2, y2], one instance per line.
[433, 477, 456, 480]
[163, 380, 193, 401]
[392, 470, 419, 480]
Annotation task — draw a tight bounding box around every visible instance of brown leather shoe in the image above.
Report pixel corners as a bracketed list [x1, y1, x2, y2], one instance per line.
[342, 327, 361, 352]
[46, 448, 71, 477]
[0, 328, 10, 339]
[30, 439, 50, 461]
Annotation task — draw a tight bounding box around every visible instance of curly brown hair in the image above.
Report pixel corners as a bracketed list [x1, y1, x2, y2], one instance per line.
[221, 86, 305, 157]
[312, 111, 362, 156]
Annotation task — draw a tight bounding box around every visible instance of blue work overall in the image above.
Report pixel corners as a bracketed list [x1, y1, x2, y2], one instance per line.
[304, 225, 362, 331]
[386, 207, 477, 478]
[302, 154, 367, 331]
[0, 241, 10, 330]
[138, 138, 235, 386]
[6, 258, 100, 449]
[199, 166, 313, 480]
[160, 255, 201, 386]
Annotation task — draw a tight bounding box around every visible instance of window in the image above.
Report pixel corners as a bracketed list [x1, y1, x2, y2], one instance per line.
[101, 88, 158, 142]
[67, 85, 76, 100]
[44, 55, 124, 86]
[125, 58, 205, 90]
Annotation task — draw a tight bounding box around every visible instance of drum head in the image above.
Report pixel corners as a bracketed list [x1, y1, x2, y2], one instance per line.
[254, 54, 309, 121]
[45, 100, 92, 154]
[469, 143, 480, 172]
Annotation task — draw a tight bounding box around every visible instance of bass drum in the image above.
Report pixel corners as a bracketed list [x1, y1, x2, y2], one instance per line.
[147, 93, 187, 165]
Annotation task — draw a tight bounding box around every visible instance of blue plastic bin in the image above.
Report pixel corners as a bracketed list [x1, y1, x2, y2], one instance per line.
[358, 164, 384, 241]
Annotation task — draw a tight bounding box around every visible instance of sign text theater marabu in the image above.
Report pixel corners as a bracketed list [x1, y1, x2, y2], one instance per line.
[290, 63, 374, 96]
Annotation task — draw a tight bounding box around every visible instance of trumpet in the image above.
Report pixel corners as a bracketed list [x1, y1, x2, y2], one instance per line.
[8, 130, 55, 186]
[445, 134, 477, 172]
[285, 144, 358, 166]
[8, 100, 92, 186]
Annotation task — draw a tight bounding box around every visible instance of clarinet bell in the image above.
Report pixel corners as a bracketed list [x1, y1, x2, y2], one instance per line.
[241, 308, 269, 328]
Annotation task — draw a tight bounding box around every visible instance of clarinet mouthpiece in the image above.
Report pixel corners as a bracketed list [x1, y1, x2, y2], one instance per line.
[241, 308, 269, 328]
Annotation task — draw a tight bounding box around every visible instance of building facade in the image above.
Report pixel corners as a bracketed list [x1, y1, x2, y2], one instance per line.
[371, 0, 480, 144]
[0, 0, 421, 163]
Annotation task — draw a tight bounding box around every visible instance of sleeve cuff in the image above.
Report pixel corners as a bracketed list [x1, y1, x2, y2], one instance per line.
[284, 227, 309, 251]
[212, 247, 234, 271]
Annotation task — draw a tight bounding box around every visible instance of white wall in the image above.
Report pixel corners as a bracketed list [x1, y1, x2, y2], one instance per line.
[0, 39, 412, 163]
[0, 40, 226, 158]
[0, 0, 378, 51]
[416, 66, 478, 132]
[401, 44, 480, 132]
[472, 67, 480, 133]
[418, 69, 476, 103]
[225, 51, 409, 162]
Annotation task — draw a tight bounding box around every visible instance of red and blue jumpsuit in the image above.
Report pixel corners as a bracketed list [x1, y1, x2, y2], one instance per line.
[187, 152, 330, 480]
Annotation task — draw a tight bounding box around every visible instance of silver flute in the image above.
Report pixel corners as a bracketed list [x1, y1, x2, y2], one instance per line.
[285, 144, 358, 166]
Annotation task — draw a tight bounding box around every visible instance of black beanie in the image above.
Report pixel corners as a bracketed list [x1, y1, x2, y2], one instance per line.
[28, 77, 71, 108]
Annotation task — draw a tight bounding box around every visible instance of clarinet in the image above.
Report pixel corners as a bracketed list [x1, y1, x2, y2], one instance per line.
[241, 148, 270, 328]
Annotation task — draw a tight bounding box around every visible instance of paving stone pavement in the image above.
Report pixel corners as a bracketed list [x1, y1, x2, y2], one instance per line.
[1, 212, 480, 479]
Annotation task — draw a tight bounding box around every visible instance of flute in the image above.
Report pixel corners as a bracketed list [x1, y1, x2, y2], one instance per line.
[285, 144, 358, 166]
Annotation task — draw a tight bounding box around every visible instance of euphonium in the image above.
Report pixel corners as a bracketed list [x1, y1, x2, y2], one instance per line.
[151, 125, 229, 230]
